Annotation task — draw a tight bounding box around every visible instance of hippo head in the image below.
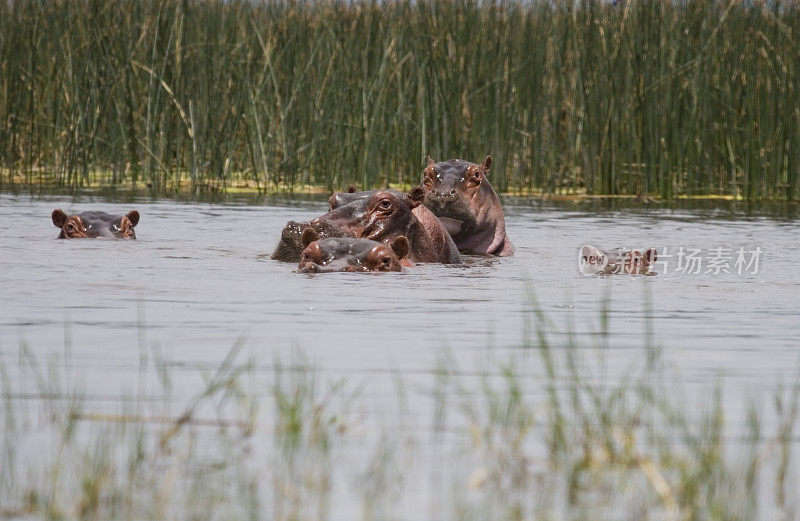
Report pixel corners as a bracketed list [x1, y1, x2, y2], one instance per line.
[298, 228, 408, 273]
[328, 184, 366, 210]
[52, 209, 139, 239]
[421, 156, 493, 234]
[270, 218, 349, 262]
[312, 187, 424, 244]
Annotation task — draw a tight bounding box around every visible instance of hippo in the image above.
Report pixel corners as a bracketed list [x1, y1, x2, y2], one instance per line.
[327, 185, 462, 264]
[421, 156, 514, 256]
[312, 186, 461, 264]
[271, 218, 348, 262]
[52, 209, 139, 239]
[298, 228, 408, 273]
[579, 245, 658, 275]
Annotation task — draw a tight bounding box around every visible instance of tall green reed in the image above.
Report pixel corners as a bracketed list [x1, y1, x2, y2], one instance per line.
[1, 0, 799, 199]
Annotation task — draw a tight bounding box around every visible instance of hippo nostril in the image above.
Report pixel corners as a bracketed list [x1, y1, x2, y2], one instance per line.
[449, 189, 456, 196]
[300, 262, 320, 273]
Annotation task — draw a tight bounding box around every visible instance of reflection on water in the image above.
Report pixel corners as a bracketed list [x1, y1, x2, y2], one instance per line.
[1, 193, 799, 518]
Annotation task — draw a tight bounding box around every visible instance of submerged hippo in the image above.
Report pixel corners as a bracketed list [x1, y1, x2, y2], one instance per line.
[298, 228, 408, 273]
[579, 245, 658, 275]
[52, 209, 140, 239]
[271, 218, 348, 262]
[421, 156, 514, 256]
[314, 186, 461, 264]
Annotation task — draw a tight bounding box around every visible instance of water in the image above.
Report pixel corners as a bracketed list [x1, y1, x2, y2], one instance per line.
[2, 194, 797, 375]
[1, 193, 799, 518]
[2, 194, 799, 415]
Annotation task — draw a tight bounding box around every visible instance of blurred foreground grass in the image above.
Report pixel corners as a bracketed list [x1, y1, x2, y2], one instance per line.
[1, 303, 798, 520]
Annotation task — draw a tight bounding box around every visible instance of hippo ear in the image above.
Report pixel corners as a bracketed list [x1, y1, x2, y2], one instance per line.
[126, 210, 140, 227]
[52, 209, 68, 228]
[481, 155, 492, 173]
[423, 161, 437, 184]
[645, 248, 658, 263]
[407, 186, 425, 208]
[426, 156, 436, 167]
[348, 184, 358, 193]
[301, 227, 319, 248]
[390, 235, 410, 260]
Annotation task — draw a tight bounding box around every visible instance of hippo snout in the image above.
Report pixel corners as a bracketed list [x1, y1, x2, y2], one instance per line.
[281, 221, 304, 241]
[424, 189, 459, 210]
[432, 189, 458, 200]
[299, 262, 321, 273]
[423, 188, 476, 221]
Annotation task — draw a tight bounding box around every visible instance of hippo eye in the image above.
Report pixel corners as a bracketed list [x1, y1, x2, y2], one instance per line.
[378, 199, 391, 210]
[382, 256, 391, 266]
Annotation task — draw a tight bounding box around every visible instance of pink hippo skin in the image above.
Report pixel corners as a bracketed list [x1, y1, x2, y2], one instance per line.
[579, 245, 658, 275]
[421, 156, 514, 256]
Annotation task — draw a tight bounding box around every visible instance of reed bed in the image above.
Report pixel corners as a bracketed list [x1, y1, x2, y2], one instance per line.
[0, 0, 799, 199]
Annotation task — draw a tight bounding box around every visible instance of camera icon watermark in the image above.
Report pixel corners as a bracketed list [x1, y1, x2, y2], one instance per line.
[578, 245, 657, 275]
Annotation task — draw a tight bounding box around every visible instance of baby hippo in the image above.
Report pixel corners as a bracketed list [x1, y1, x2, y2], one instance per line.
[298, 228, 408, 273]
[579, 245, 658, 275]
[52, 209, 140, 239]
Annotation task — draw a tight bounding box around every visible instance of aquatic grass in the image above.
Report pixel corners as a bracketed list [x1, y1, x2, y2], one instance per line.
[446, 318, 800, 521]
[0, 0, 799, 200]
[269, 355, 362, 521]
[1, 302, 799, 519]
[0, 340, 365, 521]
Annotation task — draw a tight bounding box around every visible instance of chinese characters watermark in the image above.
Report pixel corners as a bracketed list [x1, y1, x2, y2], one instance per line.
[578, 245, 763, 275]
[653, 246, 762, 275]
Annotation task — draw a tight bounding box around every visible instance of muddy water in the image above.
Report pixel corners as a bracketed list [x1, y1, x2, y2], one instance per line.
[1, 193, 799, 515]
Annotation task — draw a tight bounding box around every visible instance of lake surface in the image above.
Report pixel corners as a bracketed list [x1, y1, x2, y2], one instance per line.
[1, 193, 799, 518]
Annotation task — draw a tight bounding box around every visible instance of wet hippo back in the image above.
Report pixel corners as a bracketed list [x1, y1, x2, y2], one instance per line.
[408, 203, 461, 264]
[52, 209, 139, 239]
[421, 156, 514, 256]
